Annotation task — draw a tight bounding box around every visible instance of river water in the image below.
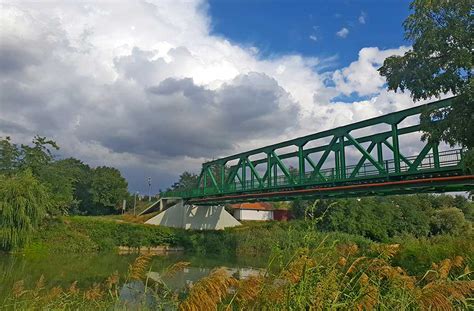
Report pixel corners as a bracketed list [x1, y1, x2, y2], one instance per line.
[0, 251, 266, 303]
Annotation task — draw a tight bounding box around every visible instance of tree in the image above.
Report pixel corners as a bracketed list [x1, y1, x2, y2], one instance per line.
[0, 136, 20, 175]
[53, 158, 93, 214]
[379, 0, 473, 150]
[19, 136, 59, 175]
[171, 171, 199, 191]
[0, 170, 50, 250]
[36, 162, 75, 214]
[90, 166, 129, 213]
[430, 207, 468, 235]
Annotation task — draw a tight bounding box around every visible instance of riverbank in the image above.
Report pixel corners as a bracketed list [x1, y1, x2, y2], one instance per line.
[21, 215, 474, 275]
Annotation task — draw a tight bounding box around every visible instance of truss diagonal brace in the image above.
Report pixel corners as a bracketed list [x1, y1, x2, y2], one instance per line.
[349, 141, 377, 178]
[272, 151, 295, 184]
[305, 155, 327, 181]
[345, 133, 386, 174]
[206, 167, 220, 191]
[382, 140, 414, 170]
[246, 157, 263, 186]
[408, 143, 432, 172]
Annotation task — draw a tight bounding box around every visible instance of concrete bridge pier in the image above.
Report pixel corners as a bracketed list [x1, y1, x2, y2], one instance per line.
[144, 199, 241, 230]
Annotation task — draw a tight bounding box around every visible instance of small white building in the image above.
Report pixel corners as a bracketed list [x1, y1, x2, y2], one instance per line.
[231, 202, 274, 221]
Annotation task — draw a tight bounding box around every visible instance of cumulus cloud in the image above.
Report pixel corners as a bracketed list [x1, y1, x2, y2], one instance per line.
[309, 35, 317, 42]
[0, 0, 420, 191]
[332, 47, 410, 96]
[336, 27, 349, 38]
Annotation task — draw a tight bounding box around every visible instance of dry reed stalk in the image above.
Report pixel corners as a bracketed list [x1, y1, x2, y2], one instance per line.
[68, 281, 80, 296]
[337, 256, 347, 267]
[346, 256, 368, 275]
[312, 268, 341, 310]
[11, 280, 26, 298]
[356, 283, 378, 311]
[34, 275, 46, 294]
[281, 250, 316, 284]
[371, 243, 400, 259]
[106, 271, 120, 289]
[233, 275, 265, 307]
[128, 253, 153, 280]
[83, 283, 104, 301]
[164, 261, 191, 278]
[179, 268, 237, 311]
[46, 286, 63, 301]
[416, 280, 474, 310]
[337, 243, 359, 257]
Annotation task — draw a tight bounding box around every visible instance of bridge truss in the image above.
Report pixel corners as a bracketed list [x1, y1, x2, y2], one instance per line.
[165, 97, 474, 205]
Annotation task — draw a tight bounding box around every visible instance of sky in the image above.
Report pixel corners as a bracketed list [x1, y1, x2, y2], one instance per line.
[1, 0, 434, 194]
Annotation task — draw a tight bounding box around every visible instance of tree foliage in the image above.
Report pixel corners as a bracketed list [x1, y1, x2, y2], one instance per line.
[379, 0, 473, 149]
[171, 171, 199, 191]
[90, 166, 129, 212]
[293, 194, 472, 241]
[0, 136, 131, 216]
[0, 170, 50, 250]
[0, 136, 20, 175]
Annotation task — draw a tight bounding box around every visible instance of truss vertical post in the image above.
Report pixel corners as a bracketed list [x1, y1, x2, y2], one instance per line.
[241, 158, 246, 190]
[298, 145, 305, 184]
[220, 164, 225, 192]
[196, 170, 203, 194]
[203, 168, 207, 194]
[267, 152, 272, 187]
[250, 166, 255, 188]
[391, 123, 401, 173]
[377, 142, 384, 165]
[339, 136, 346, 179]
[433, 142, 440, 168]
[335, 150, 340, 180]
[273, 158, 278, 186]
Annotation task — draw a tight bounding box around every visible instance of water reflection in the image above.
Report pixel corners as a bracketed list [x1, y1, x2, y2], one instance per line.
[0, 251, 265, 302]
[117, 266, 264, 309]
[148, 266, 263, 290]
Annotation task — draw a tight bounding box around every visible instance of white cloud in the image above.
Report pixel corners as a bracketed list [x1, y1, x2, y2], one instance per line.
[332, 46, 410, 96]
[309, 35, 317, 42]
[358, 12, 366, 24]
[0, 0, 422, 191]
[336, 27, 349, 38]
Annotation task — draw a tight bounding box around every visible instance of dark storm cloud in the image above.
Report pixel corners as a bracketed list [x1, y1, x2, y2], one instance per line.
[76, 71, 298, 159]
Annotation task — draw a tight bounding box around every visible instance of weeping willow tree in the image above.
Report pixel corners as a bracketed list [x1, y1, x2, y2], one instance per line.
[0, 170, 50, 251]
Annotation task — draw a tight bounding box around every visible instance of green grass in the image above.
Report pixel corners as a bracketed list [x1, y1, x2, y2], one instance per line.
[24, 216, 187, 253]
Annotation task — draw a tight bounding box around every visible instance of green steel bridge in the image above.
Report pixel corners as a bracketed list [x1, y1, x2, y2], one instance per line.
[164, 97, 474, 205]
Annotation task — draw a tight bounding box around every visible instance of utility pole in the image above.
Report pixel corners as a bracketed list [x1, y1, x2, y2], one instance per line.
[147, 177, 152, 202]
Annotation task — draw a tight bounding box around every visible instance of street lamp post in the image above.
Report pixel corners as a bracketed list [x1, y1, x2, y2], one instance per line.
[148, 177, 152, 202]
[133, 191, 138, 216]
